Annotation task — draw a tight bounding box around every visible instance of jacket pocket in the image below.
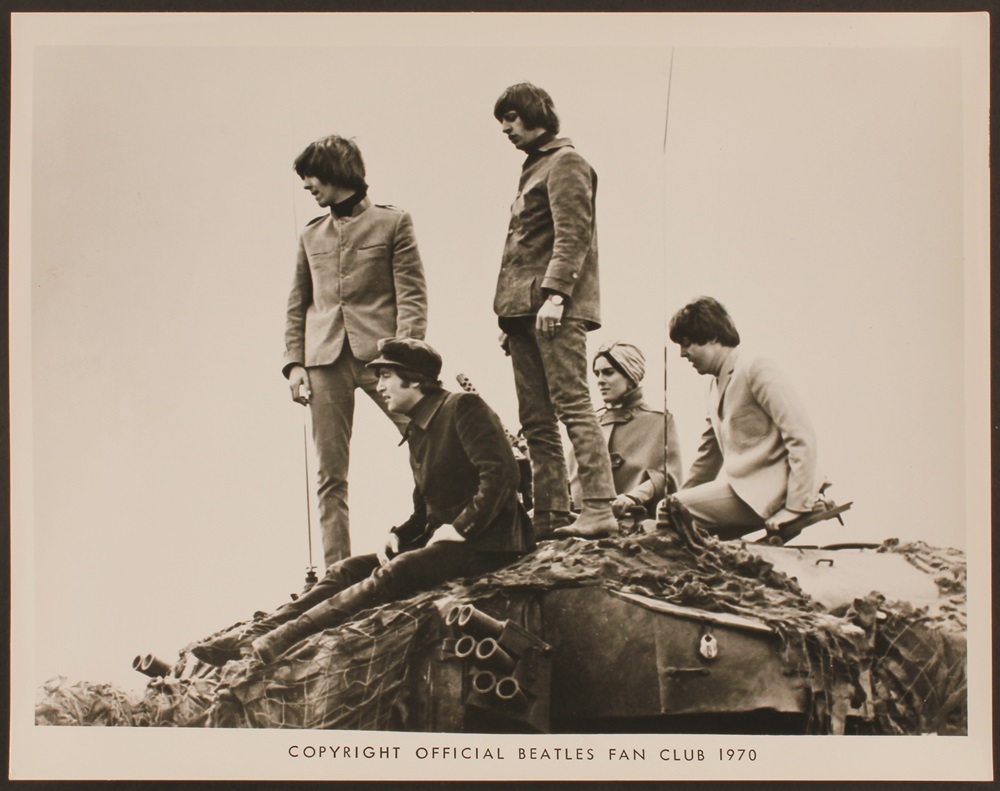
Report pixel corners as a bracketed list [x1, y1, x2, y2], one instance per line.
[729, 407, 770, 449]
[354, 246, 389, 276]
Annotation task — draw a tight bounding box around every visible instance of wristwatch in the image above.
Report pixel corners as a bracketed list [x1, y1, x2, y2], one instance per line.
[547, 293, 565, 306]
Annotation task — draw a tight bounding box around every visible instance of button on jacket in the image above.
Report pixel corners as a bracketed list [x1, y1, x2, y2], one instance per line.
[683, 347, 820, 518]
[569, 388, 684, 516]
[493, 138, 601, 328]
[283, 197, 428, 372]
[391, 390, 534, 555]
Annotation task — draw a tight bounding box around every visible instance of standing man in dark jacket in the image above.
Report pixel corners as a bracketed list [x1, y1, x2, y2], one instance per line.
[283, 135, 428, 568]
[192, 339, 533, 666]
[493, 82, 617, 539]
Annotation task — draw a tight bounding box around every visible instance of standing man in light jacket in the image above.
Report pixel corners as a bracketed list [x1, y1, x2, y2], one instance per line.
[284, 135, 428, 567]
[668, 297, 822, 535]
[492, 82, 618, 540]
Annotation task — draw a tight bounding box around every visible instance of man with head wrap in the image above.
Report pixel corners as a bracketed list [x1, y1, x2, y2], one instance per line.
[567, 341, 683, 528]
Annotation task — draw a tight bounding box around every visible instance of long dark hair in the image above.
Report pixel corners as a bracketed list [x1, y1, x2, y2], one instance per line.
[493, 82, 560, 134]
[293, 135, 367, 190]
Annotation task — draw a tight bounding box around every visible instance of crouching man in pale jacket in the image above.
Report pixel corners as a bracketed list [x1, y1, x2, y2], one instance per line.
[668, 297, 822, 536]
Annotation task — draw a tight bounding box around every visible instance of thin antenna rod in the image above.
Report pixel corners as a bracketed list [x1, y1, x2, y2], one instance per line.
[303, 409, 316, 579]
[290, 128, 318, 585]
[662, 48, 676, 154]
[663, 48, 676, 497]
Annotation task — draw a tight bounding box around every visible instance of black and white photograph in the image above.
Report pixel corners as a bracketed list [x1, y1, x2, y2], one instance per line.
[8, 11, 991, 782]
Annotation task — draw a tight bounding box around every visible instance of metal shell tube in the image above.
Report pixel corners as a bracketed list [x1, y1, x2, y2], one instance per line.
[474, 637, 517, 672]
[472, 669, 497, 695]
[495, 675, 528, 708]
[456, 605, 504, 638]
[134, 653, 172, 678]
[453, 634, 478, 659]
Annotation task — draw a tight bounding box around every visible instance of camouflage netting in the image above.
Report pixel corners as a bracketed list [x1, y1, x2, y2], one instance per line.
[879, 538, 967, 628]
[36, 677, 152, 727]
[37, 523, 967, 734]
[868, 539, 967, 735]
[209, 601, 442, 729]
[35, 674, 223, 728]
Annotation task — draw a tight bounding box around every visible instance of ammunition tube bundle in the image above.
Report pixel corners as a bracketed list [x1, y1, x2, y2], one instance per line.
[440, 603, 552, 730]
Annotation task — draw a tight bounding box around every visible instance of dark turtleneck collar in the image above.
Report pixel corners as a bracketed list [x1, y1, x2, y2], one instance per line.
[522, 131, 558, 156]
[330, 185, 369, 218]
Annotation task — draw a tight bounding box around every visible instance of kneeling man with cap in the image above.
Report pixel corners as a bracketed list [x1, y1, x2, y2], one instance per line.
[193, 338, 534, 666]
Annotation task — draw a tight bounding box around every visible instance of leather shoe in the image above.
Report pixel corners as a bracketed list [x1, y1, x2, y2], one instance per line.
[251, 615, 317, 664]
[553, 502, 617, 539]
[191, 620, 275, 666]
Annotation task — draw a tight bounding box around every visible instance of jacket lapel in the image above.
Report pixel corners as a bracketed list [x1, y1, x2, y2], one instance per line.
[714, 347, 739, 419]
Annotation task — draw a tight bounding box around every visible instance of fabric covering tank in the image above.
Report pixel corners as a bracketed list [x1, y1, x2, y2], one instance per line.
[48, 500, 963, 736]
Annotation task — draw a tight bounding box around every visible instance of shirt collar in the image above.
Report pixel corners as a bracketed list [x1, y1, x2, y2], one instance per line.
[537, 136, 573, 152]
[400, 389, 449, 444]
[600, 386, 647, 424]
[525, 136, 574, 159]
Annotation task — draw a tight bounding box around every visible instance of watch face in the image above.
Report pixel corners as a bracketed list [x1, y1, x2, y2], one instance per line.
[550, 295, 564, 305]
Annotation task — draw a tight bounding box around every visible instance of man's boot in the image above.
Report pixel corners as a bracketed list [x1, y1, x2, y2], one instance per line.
[252, 572, 388, 663]
[250, 615, 319, 665]
[553, 499, 617, 538]
[532, 510, 572, 541]
[191, 618, 281, 666]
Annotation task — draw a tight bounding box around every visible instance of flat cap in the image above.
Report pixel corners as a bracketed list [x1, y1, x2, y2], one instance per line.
[366, 337, 443, 379]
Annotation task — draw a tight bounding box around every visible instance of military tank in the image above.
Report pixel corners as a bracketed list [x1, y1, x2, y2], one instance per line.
[36, 373, 966, 735]
[37, 499, 966, 737]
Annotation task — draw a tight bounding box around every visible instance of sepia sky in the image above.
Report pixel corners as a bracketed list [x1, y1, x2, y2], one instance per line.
[9, 12, 991, 783]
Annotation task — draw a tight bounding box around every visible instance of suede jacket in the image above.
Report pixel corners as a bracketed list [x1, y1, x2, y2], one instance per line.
[494, 138, 601, 329]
